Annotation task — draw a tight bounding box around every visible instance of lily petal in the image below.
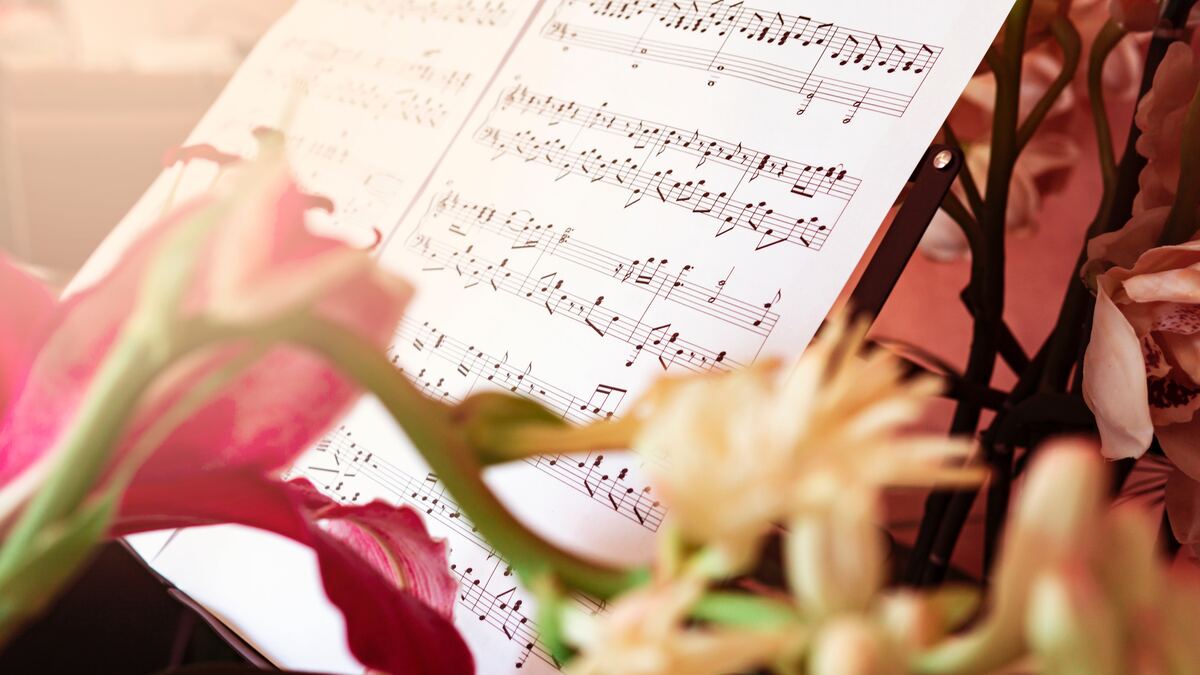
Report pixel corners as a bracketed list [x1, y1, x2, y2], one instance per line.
[0, 254, 55, 418]
[114, 472, 471, 674]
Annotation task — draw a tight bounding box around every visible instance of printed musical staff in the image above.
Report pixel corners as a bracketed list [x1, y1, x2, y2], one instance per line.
[391, 318, 670, 530]
[542, 0, 942, 120]
[424, 191, 782, 337]
[396, 318, 629, 423]
[476, 85, 859, 251]
[408, 232, 737, 372]
[303, 427, 613, 670]
[329, 0, 516, 26]
[280, 36, 476, 94]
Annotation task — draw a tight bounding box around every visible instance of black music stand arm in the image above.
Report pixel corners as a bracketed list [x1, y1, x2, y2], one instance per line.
[845, 144, 962, 323]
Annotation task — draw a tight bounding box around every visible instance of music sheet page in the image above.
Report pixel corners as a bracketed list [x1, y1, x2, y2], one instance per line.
[112, 1, 1016, 673]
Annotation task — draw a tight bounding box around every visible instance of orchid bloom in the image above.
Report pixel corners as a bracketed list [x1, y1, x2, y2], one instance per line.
[0, 148, 471, 672]
[1133, 33, 1200, 216]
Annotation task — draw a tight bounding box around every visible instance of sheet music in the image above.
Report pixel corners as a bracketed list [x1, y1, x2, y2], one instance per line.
[110, 1, 1015, 673]
[79, 0, 542, 271]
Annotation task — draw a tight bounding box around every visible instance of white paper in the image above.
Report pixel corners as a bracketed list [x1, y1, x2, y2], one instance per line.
[103, 1, 1015, 672]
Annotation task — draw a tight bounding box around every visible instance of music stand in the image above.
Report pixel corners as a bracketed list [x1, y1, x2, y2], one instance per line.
[846, 143, 963, 322]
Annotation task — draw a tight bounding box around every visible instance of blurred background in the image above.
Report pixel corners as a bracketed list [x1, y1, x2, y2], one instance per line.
[0, 0, 291, 280]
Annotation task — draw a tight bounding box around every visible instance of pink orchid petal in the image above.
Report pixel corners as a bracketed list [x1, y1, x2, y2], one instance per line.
[1123, 266, 1200, 305]
[115, 472, 471, 674]
[1157, 330, 1200, 384]
[1085, 207, 1172, 275]
[1082, 286, 1155, 460]
[0, 254, 56, 417]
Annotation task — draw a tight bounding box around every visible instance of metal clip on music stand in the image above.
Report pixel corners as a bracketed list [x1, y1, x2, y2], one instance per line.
[845, 143, 962, 323]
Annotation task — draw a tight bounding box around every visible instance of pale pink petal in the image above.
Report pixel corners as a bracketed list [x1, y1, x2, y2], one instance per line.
[1165, 467, 1200, 548]
[1083, 286, 1155, 459]
[1157, 330, 1200, 384]
[1134, 42, 1200, 213]
[115, 473, 471, 674]
[1123, 265, 1200, 305]
[1157, 417, 1200, 484]
[1085, 207, 1171, 275]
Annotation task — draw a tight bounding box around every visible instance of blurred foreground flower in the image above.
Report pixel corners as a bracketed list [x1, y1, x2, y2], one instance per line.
[919, 441, 1200, 674]
[563, 578, 796, 675]
[546, 312, 982, 674]
[0, 146, 470, 672]
[628, 316, 981, 572]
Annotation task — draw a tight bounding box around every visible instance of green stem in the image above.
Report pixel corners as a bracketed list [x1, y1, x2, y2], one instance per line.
[690, 592, 801, 630]
[482, 417, 639, 463]
[0, 332, 159, 579]
[1157, 83, 1200, 245]
[1085, 21, 1126, 238]
[1035, 20, 1125, 393]
[286, 318, 647, 599]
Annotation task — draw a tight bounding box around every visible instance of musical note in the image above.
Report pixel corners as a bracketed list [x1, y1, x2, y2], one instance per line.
[541, 0, 943, 121]
[477, 86, 853, 251]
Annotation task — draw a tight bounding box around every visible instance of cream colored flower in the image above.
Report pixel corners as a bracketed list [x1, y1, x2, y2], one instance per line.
[563, 578, 796, 675]
[629, 315, 980, 570]
[808, 617, 899, 675]
[786, 491, 884, 619]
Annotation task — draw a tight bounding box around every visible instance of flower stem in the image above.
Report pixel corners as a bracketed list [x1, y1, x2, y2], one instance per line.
[0, 202, 227, 581]
[907, 0, 1031, 586]
[1034, 20, 1126, 394]
[1016, 17, 1082, 152]
[287, 317, 647, 599]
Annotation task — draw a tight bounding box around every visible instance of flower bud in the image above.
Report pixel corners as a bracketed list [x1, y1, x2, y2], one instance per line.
[809, 619, 896, 675]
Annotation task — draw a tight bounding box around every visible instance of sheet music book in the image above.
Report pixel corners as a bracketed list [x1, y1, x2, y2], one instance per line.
[84, 0, 1017, 672]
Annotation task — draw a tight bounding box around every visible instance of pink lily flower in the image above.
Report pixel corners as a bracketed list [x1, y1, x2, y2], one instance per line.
[0, 152, 471, 673]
